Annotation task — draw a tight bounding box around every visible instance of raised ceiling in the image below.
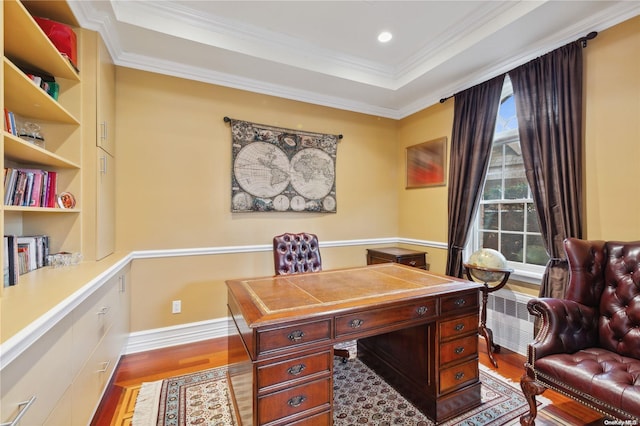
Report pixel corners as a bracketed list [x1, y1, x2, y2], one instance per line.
[68, 1, 640, 119]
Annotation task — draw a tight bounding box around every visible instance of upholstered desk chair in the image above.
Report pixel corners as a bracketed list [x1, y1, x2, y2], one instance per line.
[272, 232, 350, 361]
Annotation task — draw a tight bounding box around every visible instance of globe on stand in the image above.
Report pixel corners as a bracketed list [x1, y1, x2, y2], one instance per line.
[463, 248, 513, 368]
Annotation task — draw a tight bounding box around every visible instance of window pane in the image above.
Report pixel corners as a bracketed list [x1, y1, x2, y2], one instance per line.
[502, 233, 523, 262]
[501, 203, 524, 232]
[481, 232, 499, 250]
[483, 179, 501, 200]
[526, 235, 549, 266]
[526, 203, 540, 233]
[480, 204, 499, 230]
[504, 177, 528, 199]
[488, 145, 503, 168]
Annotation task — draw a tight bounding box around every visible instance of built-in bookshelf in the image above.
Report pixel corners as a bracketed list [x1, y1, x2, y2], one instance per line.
[2, 0, 81, 292]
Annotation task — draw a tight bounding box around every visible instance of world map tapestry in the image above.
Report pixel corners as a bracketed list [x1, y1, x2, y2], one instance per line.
[229, 119, 339, 213]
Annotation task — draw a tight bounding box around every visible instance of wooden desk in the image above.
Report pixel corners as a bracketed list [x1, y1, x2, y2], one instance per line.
[366, 247, 429, 269]
[227, 263, 482, 425]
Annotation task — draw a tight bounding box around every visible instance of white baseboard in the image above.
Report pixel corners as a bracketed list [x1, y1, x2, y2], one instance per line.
[124, 317, 229, 354]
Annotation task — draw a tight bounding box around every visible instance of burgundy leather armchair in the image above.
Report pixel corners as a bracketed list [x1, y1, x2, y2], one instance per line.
[520, 238, 640, 424]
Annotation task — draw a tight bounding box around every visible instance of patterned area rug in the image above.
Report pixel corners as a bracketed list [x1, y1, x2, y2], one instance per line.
[132, 358, 548, 426]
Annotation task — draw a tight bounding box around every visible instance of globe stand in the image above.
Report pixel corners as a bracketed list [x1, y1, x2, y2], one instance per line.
[463, 264, 512, 368]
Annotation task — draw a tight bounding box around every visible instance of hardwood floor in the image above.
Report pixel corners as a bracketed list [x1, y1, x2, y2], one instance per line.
[92, 337, 605, 426]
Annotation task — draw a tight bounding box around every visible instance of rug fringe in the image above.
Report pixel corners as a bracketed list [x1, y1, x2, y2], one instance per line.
[132, 380, 163, 426]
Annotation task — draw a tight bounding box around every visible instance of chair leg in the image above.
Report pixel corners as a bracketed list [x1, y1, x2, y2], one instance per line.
[520, 371, 547, 426]
[334, 348, 350, 362]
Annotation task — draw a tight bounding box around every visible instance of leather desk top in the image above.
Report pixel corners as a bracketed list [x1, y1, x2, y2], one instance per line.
[227, 263, 481, 327]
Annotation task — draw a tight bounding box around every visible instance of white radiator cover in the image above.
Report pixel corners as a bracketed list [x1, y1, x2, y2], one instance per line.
[485, 290, 536, 356]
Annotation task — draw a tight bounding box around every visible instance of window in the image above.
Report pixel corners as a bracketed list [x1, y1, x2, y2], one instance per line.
[469, 76, 549, 279]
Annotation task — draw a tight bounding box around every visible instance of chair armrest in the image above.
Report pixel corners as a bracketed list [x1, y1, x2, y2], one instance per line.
[527, 297, 599, 361]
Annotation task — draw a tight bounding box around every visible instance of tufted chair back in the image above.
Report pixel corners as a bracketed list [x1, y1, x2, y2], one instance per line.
[564, 238, 640, 359]
[273, 232, 322, 276]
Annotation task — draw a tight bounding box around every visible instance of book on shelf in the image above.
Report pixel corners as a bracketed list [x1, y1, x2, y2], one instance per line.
[3, 168, 58, 208]
[3, 235, 50, 286]
[3, 109, 18, 136]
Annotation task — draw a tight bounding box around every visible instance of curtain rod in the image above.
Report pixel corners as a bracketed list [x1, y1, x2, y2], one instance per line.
[223, 116, 343, 139]
[439, 31, 598, 104]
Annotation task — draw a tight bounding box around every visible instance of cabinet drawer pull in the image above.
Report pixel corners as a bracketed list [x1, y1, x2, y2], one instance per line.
[97, 306, 110, 316]
[454, 323, 465, 331]
[416, 306, 428, 316]
[287, 363, 306, 376]
[409, 260, 417, 266]
[288, 330, 305, 342]
[98, 360, 111, 373]
[454, 298, 466, 306]
[454, 346, 465, 354]
[1, 396, 36, 426]
[349, 319, 364, 328]
[287, 395, 307, 408]
[455, 372, 465, 381]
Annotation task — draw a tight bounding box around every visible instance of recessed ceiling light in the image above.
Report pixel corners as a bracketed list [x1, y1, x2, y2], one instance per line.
[378, 31, 392, 43]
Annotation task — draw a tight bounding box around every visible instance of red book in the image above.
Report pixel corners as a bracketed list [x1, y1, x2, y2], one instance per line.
[46, 171, 58, 208]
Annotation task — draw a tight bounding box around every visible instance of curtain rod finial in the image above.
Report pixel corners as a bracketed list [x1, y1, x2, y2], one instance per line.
[223, 116, 231, 123]
[579, 31, 598, 48]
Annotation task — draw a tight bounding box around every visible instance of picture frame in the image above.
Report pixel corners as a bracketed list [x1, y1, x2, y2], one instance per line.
[406, 137, 447, 188]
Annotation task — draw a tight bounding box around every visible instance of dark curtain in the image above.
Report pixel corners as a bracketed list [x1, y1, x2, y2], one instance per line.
[509, 42, 584, 299]
[446, 75, 504, 278]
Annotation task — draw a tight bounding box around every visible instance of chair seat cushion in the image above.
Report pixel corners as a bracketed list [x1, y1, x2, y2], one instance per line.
[535, 347, 640, 417]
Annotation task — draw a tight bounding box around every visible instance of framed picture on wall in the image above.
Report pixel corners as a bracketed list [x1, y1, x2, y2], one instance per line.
[406, 137, 447, 188]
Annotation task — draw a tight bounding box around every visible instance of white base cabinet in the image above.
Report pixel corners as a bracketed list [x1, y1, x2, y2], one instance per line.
[0, 263, 131, 426]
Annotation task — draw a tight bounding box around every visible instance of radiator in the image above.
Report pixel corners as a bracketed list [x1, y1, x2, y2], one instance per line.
[485, 290, 536, 356]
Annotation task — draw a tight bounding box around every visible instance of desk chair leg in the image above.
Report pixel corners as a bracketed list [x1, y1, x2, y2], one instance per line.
[334, 348, 350, 363]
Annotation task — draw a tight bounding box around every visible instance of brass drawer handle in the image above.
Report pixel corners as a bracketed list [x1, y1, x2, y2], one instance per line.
[1, 396, 36, 426]
[350, 319, 364, 328]
[288, 330, 305, 342]
[454, 346, 465, 354]
[455, 372, 465, 381]
[454, 323, 465, 332]
[454, 298, 466, 306]
[287, 395, 307, 408]
[416, 306, 428, 316]
[287, 363, 306, 376]
[409, 260, 417, 266]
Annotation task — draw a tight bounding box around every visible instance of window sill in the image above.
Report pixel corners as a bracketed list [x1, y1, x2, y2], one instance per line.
[510, 268, 543, 285]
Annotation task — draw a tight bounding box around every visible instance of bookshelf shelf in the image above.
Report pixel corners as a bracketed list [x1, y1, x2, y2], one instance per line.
[4, 59, 79, 124]
[3, 206, 80, 213]
[4, 132, 80, 169]
[3, 0, 79, 82]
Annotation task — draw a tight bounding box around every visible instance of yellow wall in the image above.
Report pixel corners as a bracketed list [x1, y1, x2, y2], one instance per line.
[583, 15, 640, 240]
[117, 15, 640, 331]
[115, 70, 399, 330]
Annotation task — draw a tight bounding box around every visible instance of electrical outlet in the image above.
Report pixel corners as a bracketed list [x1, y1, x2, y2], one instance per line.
[172, 300, 181, 314]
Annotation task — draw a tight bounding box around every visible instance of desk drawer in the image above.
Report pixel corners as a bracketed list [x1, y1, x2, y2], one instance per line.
[258, 320, 331, 354]
[439, 314, 478, 340]
[439, 335, 478, 365]
[258, 351, 332, 392]
[258, 378, 331, 425]
[439, 359, 478, 394]
[335, 299, 437, 337]
[441, 291, 478, 312]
